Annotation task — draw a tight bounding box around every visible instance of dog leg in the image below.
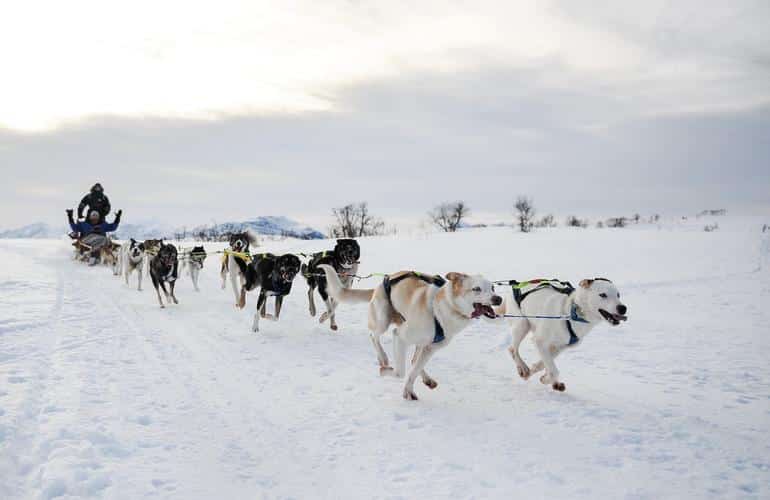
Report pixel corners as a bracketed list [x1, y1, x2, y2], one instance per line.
[137, 267, 143, 291]
[252, 291, 267, 332]
[307, 286, 317, 317]
[263, 296, 282, 321]
[528, 360, 545, 375]
[319, 297, 338, 330]
[230, 257, 241, 306]
[403, 344, 437, 401]
[392, 328, 408, 378]
[170, 282, 178, 304]
[153, 280, 165, 308]
[508, 320, 532, 380]
[534, 341, 564, 391]
[192, 268, 200, 292]
[237, 288, 247, 309]
[412, 347, 438, 389]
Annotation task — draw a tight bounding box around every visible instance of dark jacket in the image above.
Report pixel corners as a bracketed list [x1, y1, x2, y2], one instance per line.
[77, 186, 111, 219]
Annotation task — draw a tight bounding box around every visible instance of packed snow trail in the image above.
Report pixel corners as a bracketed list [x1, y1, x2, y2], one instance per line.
[1, 221, 769, 499]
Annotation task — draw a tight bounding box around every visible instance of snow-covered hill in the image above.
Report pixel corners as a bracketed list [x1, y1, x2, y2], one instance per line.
[0, 222, 65, 239]
[189, 216, 324, 240]
[0, 216, 324, 241]
[0, 217, 768, 499]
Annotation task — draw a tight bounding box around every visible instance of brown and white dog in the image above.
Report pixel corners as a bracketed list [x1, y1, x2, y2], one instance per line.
[101, 240, 121, 275]
[318, 265, 501, 400]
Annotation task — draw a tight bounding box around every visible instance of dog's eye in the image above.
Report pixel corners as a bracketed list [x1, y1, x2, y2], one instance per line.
[472, 287, 482, 293]
[599, 293, 608, 299]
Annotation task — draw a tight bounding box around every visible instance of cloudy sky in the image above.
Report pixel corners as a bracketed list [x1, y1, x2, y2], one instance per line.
[1, 0, 768, 230]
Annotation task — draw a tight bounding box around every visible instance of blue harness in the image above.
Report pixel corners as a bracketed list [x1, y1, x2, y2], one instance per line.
[566, 303, 589, 345]
[383, 272, 447, 344]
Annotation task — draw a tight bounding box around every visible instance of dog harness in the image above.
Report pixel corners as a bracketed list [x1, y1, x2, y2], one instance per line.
[509, 279, 588, 346]
[382, 272, 447, 344]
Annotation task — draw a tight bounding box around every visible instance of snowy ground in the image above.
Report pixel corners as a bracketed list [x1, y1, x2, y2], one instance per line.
[1, 217, 769, 499]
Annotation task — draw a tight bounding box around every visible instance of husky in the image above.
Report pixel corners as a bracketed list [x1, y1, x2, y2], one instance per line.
[237, 253, 302, 332]
[149, 242, 179, 308]
[101, 240, 121, 274]
[180, 246, 206, 292]
[220, 231, 258, 306]
[497, 278, 628, 392]
[300, 239, 361, 331]
[119, 239, 146, 290]
[318, 265, 501, 401]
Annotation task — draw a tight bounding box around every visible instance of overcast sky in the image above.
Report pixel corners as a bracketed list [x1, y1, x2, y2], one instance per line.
[1, 0, 768, 230]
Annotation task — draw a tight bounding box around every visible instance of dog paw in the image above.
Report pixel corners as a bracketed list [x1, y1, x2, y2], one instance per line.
[173, 298, 179, 304]
[423, 378, 438, 389]
[380, 366, 394, 376]
[517, 365, 531, 380]
[552, 382, 566, 392]
[403, 389, 419, 401]
[330, 324, 338, 331]
[319, 312, 329, 323]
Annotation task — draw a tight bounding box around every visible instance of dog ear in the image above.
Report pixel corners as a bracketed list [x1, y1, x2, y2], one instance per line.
[579, 279, 594, 289]
[445, 272, 467, 282]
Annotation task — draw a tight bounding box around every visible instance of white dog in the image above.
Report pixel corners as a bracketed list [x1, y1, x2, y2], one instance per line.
[319, 265, 501, 400]
[119, 239, 146, 291]
[220, 231, 257, 306]
[498, 278, 628, 392]
[179, 245, 207, 292]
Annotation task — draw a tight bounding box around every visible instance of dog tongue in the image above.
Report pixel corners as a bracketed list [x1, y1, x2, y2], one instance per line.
[471, 303, 494, 319]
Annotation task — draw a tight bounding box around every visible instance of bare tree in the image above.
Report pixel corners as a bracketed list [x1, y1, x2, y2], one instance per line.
[565, 215, 588, 228]
[514, 196, 535, 233]
[329, 202, 386, 238]
[535, 214, 557, 228]
[429, 201, 470, 232]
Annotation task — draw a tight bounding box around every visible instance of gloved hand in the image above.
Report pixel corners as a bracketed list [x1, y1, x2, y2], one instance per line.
[115, 209, 123, 221]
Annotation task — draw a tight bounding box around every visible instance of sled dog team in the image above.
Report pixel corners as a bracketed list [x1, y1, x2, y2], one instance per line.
[98, 232, 629, 400]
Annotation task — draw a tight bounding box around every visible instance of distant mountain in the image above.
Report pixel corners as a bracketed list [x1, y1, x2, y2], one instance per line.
[112, 222, 175, 241]
[0, 223, 65, 239]
[189, 216, 324, 240]
[0, 216, 324, 240]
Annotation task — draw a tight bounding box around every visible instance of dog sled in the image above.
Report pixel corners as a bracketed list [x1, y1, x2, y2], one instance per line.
[69, 232, 121, 267]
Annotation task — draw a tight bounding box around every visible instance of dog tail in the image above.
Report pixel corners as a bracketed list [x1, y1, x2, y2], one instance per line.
[318, 264, 374, 304]
[245, 229, 259, 246]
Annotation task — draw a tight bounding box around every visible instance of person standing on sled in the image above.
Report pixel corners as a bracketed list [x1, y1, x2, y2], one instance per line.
[67, 208, 122, 265]
[77, 183, 111, 222]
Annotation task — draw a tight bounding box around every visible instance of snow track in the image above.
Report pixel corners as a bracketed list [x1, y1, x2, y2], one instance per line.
[1, 222, 769, 499]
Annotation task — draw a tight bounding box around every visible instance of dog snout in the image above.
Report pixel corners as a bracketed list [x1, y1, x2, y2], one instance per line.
[617, 304, 627, 315]
[491, 295, 503, 306]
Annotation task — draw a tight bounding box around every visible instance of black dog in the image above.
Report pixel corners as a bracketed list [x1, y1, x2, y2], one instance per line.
[301, 239, 360, 331]
[220, 231, 257, 306]
[237, 253, 302, 332]
[149, 242, 179, 308]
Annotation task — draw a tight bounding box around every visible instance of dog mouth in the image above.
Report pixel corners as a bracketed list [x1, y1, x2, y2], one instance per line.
[599, 309, 627, 326]
[471, 303, 497, 319]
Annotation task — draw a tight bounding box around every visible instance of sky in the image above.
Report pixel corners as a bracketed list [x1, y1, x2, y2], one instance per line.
[1, 0, 769, 231]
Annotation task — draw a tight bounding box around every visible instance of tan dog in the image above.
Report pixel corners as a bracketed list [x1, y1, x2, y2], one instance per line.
[319, 265, 501, 401]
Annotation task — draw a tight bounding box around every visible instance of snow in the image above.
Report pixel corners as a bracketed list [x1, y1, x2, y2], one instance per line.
[1, 217, 769, 499]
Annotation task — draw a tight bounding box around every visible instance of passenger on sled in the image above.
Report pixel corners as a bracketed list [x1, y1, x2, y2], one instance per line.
[66, 208, 122, 265]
